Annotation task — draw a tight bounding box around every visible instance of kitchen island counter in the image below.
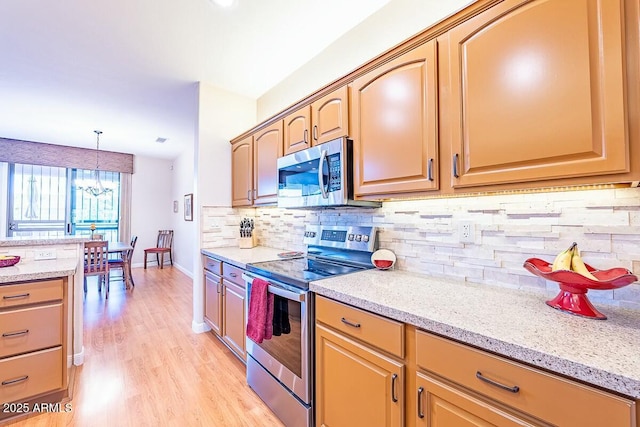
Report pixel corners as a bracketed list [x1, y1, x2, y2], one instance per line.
[310, 268, 640, 399]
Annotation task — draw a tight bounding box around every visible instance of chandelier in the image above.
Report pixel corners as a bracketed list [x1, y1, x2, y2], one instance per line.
[80, 130, 113, 197]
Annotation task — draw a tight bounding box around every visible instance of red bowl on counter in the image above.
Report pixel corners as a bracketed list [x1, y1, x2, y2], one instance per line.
[0, 255, 20, 268]
[523, 257, 638, 319]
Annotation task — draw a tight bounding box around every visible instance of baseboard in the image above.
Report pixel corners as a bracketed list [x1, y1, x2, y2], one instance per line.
[192, 320, 211, 334]
[73, 346, 85, 366]
[174, 263, 193, 278]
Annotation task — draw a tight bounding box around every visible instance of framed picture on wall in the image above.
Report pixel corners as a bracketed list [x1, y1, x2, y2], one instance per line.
[184, 193, 193, 221]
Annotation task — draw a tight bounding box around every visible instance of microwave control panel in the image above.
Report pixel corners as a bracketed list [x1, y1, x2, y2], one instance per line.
[327, 153, 341, 192]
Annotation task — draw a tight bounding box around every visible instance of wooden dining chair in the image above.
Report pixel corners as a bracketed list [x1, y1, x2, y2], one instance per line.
[143, 230, 173, 269]
[84, 240, 110, 298]
[109, 235, 137, 288]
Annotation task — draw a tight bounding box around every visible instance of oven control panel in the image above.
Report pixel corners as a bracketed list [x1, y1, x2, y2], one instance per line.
[303, 225, 378, 252]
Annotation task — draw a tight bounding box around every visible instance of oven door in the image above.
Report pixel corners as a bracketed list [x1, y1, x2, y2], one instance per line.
[277, 137, 346, 208]
[243, 272, 312, 404]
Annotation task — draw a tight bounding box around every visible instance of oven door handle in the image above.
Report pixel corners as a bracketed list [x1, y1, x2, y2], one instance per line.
[242, 273, 306, 302]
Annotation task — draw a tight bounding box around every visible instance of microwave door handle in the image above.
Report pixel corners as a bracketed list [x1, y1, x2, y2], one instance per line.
[318, 149, 329, 199]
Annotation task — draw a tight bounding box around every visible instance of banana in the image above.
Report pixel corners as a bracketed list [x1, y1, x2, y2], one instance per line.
[551, 242, 576, 271]
[570, 244, 598, 281]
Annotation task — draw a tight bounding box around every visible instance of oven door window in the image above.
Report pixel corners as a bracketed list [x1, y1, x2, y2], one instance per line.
[251, 294, 303, 378]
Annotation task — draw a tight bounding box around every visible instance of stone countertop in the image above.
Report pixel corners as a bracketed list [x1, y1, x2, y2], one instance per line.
[201, 246, 289, 269]
[310, 268, 640, 399]
[0, 258, 78, 283]
[0, 236, 88, 247]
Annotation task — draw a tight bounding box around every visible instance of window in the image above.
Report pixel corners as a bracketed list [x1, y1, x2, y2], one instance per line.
[8, 163, 121, 241]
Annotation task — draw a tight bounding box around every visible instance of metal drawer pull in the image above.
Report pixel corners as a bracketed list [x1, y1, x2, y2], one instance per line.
[391, 374, 399, 402]
[2, 329, 29, 338]
[229, 272, 238, 277]
[2, 376, 29, 386]
[476, 371, 520, 393]
[417, 387, 425, 418]
[3, 293, 30, 300]
[340, 317, 361, 328]
[453, 153, 460, 178]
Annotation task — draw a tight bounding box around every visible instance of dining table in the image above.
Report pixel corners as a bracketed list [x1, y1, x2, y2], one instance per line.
[108, 241, 134, 290]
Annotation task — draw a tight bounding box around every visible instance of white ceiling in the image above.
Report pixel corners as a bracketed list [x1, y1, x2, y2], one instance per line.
[0, 0, 392, 159]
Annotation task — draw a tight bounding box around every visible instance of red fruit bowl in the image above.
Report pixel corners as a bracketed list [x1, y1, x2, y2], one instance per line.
[0, 256, 20, 268]
[371, 249, 396, 270]
[523, 258, 638, 319]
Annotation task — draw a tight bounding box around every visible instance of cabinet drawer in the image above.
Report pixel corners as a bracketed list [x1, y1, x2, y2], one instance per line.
[203, 256, 221, 275]
[0, 303, 62, 358]
[0, 346, 63, 404]
[316, 296, 404, 358]
[222, 263, 244, 287]
[0, 279, 63, 309]
[415, 330, 635, 427]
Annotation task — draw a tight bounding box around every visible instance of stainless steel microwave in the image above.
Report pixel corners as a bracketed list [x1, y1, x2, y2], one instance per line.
[276, 137, 381, 209]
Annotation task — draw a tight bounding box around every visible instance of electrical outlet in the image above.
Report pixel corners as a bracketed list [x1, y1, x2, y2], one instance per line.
[35, 249, 56, 260]
[458, 221, 475, 243]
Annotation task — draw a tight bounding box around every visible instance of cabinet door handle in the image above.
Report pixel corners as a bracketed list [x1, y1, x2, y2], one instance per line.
[2, 329, 29, 338]
[427, 158, 434, 181]
[475, 371, 520, 393]
[417, 386, 425, 418]
[340, 317, 361, 328]
[3, 293, 30, 300]
[216, 283, 221, 294]
[247, 190, 251, 202]
[391, 373, 399, 402]
[453, 153, 460, 178]
[304, 129, 308, 144]
[2, 375, 29, 386]
[313, 125, 318, 141]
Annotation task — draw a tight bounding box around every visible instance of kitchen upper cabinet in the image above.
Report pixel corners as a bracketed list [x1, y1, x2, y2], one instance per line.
[231, 136, 253, 207]
[231, 122, 283, 207]
[253, 121, 283, 205]
[284, 86, 350, 155]
[351, 40, 438, 197]
[311, 85, 349, 146]
[441, 0, 628, 190]
[284, 106, 311, 154]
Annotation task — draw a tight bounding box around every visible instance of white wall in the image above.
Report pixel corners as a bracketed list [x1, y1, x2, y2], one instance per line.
[130, 155, 174, 266]
[170, 145, 195, 277]
[192, 82, 257, 333]
[257, 0, 472, 119]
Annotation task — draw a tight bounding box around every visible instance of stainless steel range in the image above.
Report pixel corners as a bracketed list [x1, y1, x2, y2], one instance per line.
[243, 225, 379, 427]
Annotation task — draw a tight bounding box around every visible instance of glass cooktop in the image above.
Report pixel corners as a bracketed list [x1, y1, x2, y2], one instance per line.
[246, 257, 368, 290]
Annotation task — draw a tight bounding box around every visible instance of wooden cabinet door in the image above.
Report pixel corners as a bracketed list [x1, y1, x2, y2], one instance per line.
[316, 324, 404, 427]
[284, 106, 311, 154]
[204, 271, 222, 335]
[222, 281, 246, 361]
[442, 0, 627, 189]
[351, 39, 438, 197]
[231, 136, 253, 207]
[253, 121, 283, 205]
[415, 372, 537, 427]
[311, 86, 349, 145]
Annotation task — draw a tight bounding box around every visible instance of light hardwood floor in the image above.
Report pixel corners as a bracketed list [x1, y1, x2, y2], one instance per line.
[5, 267, 285, 427]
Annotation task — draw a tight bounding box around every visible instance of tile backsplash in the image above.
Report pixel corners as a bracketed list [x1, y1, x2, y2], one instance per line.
[202, 187, 640, 310]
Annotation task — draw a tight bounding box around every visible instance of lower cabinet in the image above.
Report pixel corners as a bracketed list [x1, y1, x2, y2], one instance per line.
[315, 296, 405, 427]
[0, 277, 68, 420]
[315, 295, 637, 427]
[203, 255, 246, 361]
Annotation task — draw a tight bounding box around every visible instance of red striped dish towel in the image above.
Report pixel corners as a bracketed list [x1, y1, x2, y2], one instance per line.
[246, 278, 274, 343]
